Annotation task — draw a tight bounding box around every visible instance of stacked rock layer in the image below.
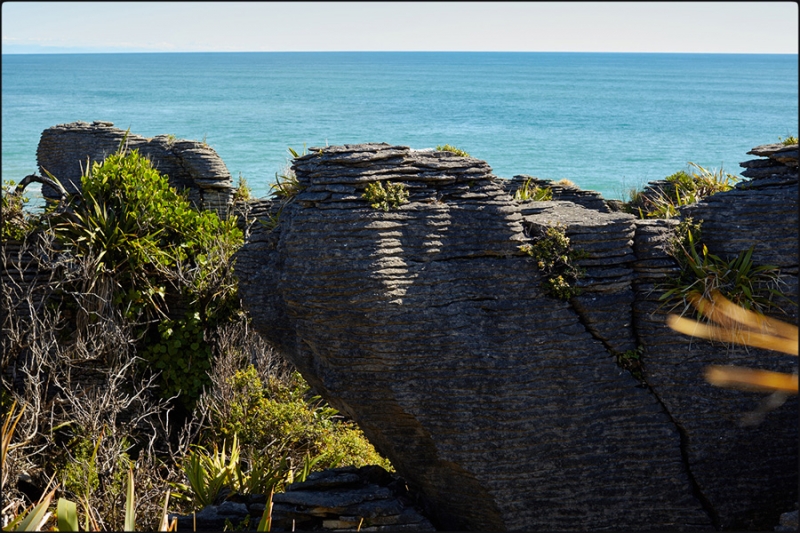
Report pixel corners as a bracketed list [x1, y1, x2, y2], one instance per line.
[236, 144, 713, 531]
[36, 121, 234, 215]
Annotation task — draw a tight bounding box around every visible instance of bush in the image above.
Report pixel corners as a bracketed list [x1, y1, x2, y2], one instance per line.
[624, 163, 738, 219]
[1, 180, 30, 241]
[660, 219, 793, 323]
[435, 144, 471, 157]
[207, 365, 391, 474]
[519, 224, 585, 300]
[46, 147, 243, 408]
[362, 181, 409, 212]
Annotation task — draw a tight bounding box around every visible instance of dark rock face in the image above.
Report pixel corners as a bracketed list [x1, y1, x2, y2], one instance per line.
[36, 121, 233, 215]
[236, 144, 723, 531]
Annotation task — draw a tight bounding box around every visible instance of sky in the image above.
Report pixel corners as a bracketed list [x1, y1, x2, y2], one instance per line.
[1, 1, 798, 54]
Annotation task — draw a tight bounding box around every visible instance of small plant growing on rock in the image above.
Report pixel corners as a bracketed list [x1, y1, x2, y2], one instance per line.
[233, 173, 251, 202]
[624, 163, 738, 219]
[615, 346, 645, 382]
[362, 181, 409, 211]
[435, 144, 471, 157]
[660, 219, 793, 329]
[779, 135, 798, 145]
[514, 178, 553, 202]
[519, 224, 585, 300]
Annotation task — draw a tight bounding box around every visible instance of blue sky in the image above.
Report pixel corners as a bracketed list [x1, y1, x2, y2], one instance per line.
[2, 1, 798, 54]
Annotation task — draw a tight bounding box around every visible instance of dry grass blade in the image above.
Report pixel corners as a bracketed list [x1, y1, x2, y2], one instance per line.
[667, 289, 798, 395]
[705, 365, 798, 394]
[666, 315, 798, 356]
[689, 290, 798, 343]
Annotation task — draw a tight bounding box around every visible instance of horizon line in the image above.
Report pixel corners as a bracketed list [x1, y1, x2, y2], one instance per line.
[3, 50, 798, 56]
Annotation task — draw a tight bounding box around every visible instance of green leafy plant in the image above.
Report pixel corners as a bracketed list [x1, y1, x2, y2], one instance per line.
[519, 224, 585, 300]
[362, 181, 409, 211]
[141, 311, 213, 408]
[180, 436, 241, 507]
[435, 144, 471, 157]
[45, 146, 243, 408]
[1, 180, 31, 241]
[233, 174, 252, 202]
[615, 346, 644, 382]
[660, 219, 792, 326]
[209, 366, 390, 475]
[514, 178, 553, 202]
[624, 163, 738, 219]
[779, 135, 798, 145]
[270, 147, 306, 200]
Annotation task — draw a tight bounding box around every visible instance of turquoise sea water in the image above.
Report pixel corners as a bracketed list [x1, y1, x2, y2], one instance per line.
[2, 52, 798, 201]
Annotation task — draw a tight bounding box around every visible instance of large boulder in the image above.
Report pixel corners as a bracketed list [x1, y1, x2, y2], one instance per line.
[236, 144, 721, 531]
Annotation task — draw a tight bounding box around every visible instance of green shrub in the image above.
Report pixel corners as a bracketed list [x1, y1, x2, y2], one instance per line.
[1, 180, 31, 241]
[435, 144, 471, 157]
[233, 174, 252, 202]
[661, 219, 793, 320]
[362, 181, 409, 211]
[514, 178, 553, 202]
[624, 163, 738, 219]
[209, 366, 391, 475]
[48, 147, 243, 407]
[519, 224, 585, 300]
[779, 135, 798, 145]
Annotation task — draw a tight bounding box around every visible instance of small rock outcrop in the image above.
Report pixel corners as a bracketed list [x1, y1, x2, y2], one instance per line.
[36, 121, 234, 215]
[169, 466, 434, 532]
[505, 174, 612, 212]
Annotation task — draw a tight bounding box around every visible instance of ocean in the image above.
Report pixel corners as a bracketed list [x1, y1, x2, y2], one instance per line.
[2, 52, 797, 203]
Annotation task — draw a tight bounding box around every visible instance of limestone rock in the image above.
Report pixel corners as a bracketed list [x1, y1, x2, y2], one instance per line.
[236, 143, 711, 531]
[35, 121, 233, 215]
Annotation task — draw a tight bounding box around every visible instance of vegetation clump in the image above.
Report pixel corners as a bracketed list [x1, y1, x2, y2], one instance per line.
[660, 218, 793, 328]
[1, 143, 391, 531]
[624, 162, 738, 219]
[362, 181, 410, 211]
[779, 134, 798, 145]
[1, 180, 30, 241]
[435, 144, 471, 157]
[519, 224, 585, 300]
[233, 173, 251, 202]
[514, 178, 553, 202]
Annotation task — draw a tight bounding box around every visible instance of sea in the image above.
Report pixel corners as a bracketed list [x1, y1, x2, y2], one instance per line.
[2, 52, 798, 204]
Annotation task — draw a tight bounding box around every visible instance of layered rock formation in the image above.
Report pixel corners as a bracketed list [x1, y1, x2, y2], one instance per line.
[36, 121, 234, 215]
[240, 143, 768, 531]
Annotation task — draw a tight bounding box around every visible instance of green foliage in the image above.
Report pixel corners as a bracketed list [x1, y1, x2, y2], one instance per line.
[47, 147, 243, 407]
[180, 435, 241, 507]
[1, 180, 31, 241]
[362, 181, 409, 211]
[52, 148, 243, 321]
[141, 312, 213, 408]
[270, 147, 306, 200]
[514, 178, 553, 202]
[661, 219, 793, 320]
[779, 135, 798, 145]
[519, 224, 585, 300]
[209, 366, 391, 476]
[435, 144, 471, 157]
[62, 436, 101, 502]
[615, 346, 644, 382]
[233, 174, 252, 202]
[625, 162, 738, 219]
